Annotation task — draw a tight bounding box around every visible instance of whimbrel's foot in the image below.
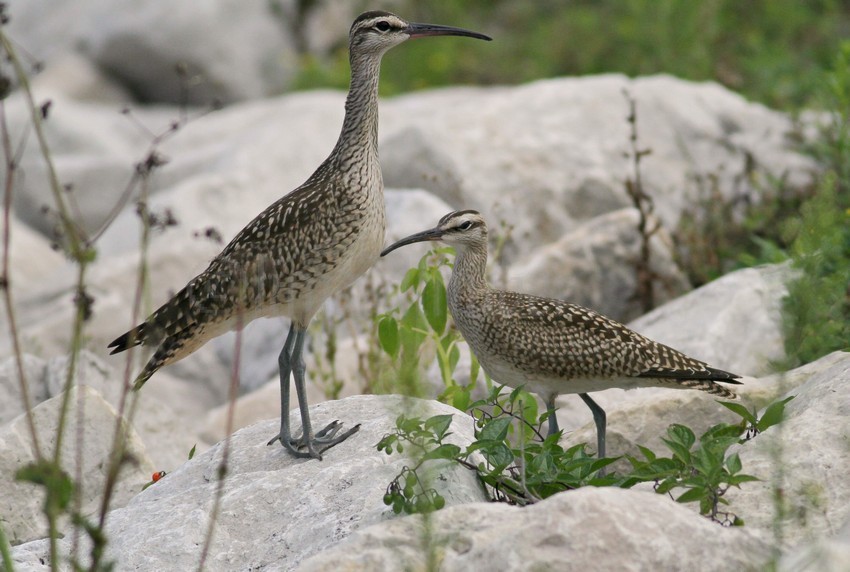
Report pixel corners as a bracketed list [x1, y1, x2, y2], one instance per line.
[267, 421, 361, 460]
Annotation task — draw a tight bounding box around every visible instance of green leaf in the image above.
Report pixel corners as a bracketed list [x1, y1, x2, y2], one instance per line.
[756, 396, 795, 432]
[448, 343, 461, 372]
[399, 303, 428, 351]
[589, 457, 620, 473]
[451, 385, 472, 412]
[399, 415, 423, 434]
[655, 478, 679, 495]
[637, 445, 656, 462]
[661, 438, 692, 465]
[727, 473, 760, 486]
[479, 441, 514, 469]
[725, 452, 742, 474]
[400, 267, 420, 292]
[479, 416, 512, 442]
[422, 275, 448, 334]
[422, 443, 462, 461]
[378, 315, 400, 358]
[425, 414, 454, 440]
[469, 354, 481, 384]
[667, 424, 696, 449]
[702, 423, 745, 443]
[718, 401, 758, 424]
[188, 443, 197, 460]
[675, 487, 707, 504]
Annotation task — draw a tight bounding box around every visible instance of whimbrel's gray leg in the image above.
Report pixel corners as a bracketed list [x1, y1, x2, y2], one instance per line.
[544, 394, 560, 437]
[290, 329, 360, 459]
[579, 393, 606, 460]
[269, 325, 359, 459]
[268, 324, 314, 457]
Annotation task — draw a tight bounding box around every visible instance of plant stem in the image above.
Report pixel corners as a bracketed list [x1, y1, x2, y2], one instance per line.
[0, 99, 42, 460]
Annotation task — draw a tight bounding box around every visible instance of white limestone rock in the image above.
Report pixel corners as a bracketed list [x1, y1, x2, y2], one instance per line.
[0, 351, 209, 471]
[4, 0, 353, 105]
[28, 52, 132, 104]
[629, 262, 794, 377]
[507, 207, 690, 322]
[4, 94, 177, 238]
[780, 516, 850, 572]
[0, 354, 48, 425]
[298, 487, 773, 571]
[725, 352, 850, 548]
[0, 385, 154, 546]
[13, 395, 488, 570]
[380, 75, 816, 262]
[0, 215, 68, 308]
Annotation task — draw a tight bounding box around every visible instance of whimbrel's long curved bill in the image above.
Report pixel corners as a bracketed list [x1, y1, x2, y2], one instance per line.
[405, 22, 492, 42]
[381, 227, 445, 256]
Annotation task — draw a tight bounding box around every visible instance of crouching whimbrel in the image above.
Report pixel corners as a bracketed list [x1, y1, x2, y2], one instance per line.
[108, 13, 491, 460]
[381, 210, 741, 460]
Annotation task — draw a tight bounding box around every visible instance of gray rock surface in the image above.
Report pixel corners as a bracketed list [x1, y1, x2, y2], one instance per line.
[0, 385, 154, 546]
[12, 395, 487, 570]
[380, 74, 816, 261]
[0, 352, 208, 470]
[629, 262, 794, 377]
[725, 352, 850, 548]
[507, 207, 690, 322]
[5, 0, 355, 105]
[298, 487, 773, 571]
[780, 516, 850, 572]
[0, 216, 66, 303]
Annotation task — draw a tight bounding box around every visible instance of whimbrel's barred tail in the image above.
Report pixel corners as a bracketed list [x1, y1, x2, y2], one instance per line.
[381, 210, 742, 462]
[109, 13, 491, 460]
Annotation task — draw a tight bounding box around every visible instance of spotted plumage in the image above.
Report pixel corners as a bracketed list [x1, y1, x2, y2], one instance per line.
[109, 13, 491, 459]
[381, 210, 742, 460]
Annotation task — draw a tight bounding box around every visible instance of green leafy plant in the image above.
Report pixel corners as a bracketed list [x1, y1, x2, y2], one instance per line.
[376, 248, 486, 409]
[379, 385, 795, 526]
[623, 424, 756, 525]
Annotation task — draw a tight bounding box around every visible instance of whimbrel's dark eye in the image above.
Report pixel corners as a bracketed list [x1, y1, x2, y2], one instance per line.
[375, 21, 391, 32]
[458, 221, 473, 230]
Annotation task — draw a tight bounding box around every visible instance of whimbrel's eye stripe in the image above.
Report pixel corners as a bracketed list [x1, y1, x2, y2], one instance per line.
[440, 209, 480, 225]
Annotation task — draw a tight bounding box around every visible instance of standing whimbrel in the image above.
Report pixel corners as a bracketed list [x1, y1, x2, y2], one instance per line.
[108, 13, 491, 460]
[381, 210, 741, 460]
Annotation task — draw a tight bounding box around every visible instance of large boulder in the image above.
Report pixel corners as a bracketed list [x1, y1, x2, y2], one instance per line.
[628, 262, 794, 377]
[11, 395, 488, 570]
[298, 487, 772, 571]
[0, 352, 211, 470]
[5, 0, 355, 105]
[507, 207, 690, 322]
[0, 385, 154, 546]
[380, 74, 816, 262]
[725, 352, 850, 548]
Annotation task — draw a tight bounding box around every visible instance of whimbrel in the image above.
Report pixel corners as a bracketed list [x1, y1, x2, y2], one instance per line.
[108, 13, 491, 460]
[381, 210, 741, 460]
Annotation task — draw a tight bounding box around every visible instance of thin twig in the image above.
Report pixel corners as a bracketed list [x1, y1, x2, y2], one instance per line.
[0, 99, 42, 459]
[0, 29, 87, 258]
[622, 89, 659, 313]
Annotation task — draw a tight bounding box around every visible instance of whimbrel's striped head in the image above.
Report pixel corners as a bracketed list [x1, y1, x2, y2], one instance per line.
[349, 11, 491, 55]
[381, 210, 488, 257]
